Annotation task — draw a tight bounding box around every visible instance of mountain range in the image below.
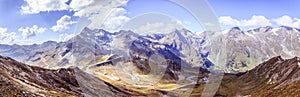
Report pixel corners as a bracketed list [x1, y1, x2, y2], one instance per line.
[1, 26, 300, 73]
[1, 26, 300, 96]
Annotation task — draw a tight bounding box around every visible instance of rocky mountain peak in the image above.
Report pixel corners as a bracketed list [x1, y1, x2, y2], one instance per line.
[227, 27, 245, 37]
[280, 26, 294, 30]
[252, 26, 273, 32]
[231, 27, 241, 30]
[80, 27, 108, 36]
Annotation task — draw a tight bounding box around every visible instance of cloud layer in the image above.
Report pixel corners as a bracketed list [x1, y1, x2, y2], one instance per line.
[273, 15, 300, 28]
[51, 15, 77, 32]
[18, 25, 47, 39]
[21, 0, 69, 14]
[219, 15, 271, 27]
[0, 28, 19, 44]
[22, 0, 130, 30]
[219, 15, 300, 28]
[133, 21, 183, 35]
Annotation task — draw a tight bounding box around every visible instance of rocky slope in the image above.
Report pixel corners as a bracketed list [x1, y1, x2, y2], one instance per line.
[1, 53, 300, 97]
[0, 55, 171, 97]
[0, 55, 82, 96]
[251, 80, 300, 97]
[212, 56, 300, 96]
[237, 56, 300, 96]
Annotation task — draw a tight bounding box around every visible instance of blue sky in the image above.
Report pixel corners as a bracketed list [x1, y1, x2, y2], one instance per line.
[0, 0, 300, 45]
[210, 0, 300, 18]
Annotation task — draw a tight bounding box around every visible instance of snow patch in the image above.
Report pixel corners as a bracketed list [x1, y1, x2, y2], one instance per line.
[293, 28, 299, 32]
[272, 28, 280, 36]
[245, 32, 255, 38]
[272, 27, 281, 32]
[222, 29, 230, 34]
[281, 44, 294, 57]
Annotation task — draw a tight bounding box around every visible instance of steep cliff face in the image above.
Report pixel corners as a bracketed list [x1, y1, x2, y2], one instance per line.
[0, 56, 82, 96]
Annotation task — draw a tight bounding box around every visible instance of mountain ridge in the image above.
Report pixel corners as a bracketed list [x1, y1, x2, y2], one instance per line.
[1, 26, 300, 73]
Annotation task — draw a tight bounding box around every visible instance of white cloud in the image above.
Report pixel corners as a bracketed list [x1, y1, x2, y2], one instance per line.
[71, 0, 129, 17]
[22, 0, 130, 30]
[273, 15, 300, 28]
[69, 0, 94, 11]
[241, 16, 271, 27]
[219, 16, 240, 26]
[21, 0, 69, 14]
[18, 25, 47, 39]
[0, 28, 19, 44]
[273, 15, 293, 26]
[72, 0, 130, 29]
[51, 15, 77, 32]
[121, 13, 183, 34]
[219, 15, 271, 27]
[134, 20, 183, 35]
[294, 18, 300, 28]
[58, 33, 75, 42]
[101, 8, 130, 30]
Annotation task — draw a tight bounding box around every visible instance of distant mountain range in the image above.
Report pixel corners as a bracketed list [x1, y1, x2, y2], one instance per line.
[1, 26, 299, 73]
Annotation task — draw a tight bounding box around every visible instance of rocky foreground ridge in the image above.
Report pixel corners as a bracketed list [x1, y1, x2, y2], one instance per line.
[0, 55, 300, 97]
